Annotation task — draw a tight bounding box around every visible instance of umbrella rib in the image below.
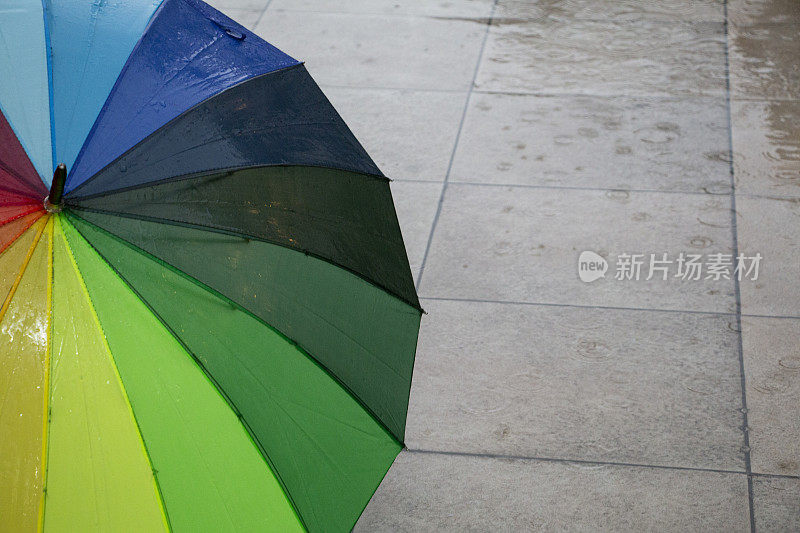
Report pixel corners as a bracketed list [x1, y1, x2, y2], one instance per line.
[67, 209, 413, 441]
[0, 163, 47, 199]
[66, 204, 422, 313]
[61, 215, 310, 532]
[66, 63, 309, 196]
[0, 215, 47, 323]
[0, 179, 44, 202]
[54, 218, 174, 532]
[0, 212, 46, 257]
[66, 212, 411, 525]
[67, 162, 388, 204]
[37, 219, 53, 533]
[0, 206, 45, 231]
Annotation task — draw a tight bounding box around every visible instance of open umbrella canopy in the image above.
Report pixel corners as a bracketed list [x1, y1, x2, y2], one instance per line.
[0, 1, 421, 531]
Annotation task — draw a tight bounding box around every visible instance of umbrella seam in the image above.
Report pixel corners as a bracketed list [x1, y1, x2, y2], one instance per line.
[69, 162, 390, 203]
[37, 218, 53, 533]
[67, 204, 423, 313]
[66, 0, 297, 189]
[62, 214, 311, 533]
[0, 206, 46, 232]
[55, 217, 174, 532]
[0, 215, 47, 322]
[66, 63, 319, 196]
[66, 210, 407, 445]
[67, 208, 417, 439]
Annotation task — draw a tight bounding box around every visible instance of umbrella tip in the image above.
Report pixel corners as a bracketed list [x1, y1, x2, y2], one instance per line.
[45, 164, 67, 213]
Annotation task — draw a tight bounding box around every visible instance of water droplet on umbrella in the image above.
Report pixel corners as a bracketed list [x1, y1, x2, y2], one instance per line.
[225, 28, 245, 40]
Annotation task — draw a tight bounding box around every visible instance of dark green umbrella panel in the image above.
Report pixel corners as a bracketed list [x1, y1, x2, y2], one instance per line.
[0, 0, 421, 531]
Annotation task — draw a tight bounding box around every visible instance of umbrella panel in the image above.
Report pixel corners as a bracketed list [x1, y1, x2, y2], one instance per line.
[68, 209, 420, 443]
[68, 65, 380, 199]
[59, 218, 304, 532]
[69, 165, 419, 309]
[0, 217, 49, 532]
[66, 0, 298, 189]
[47, 220, 167, 531]
[0, 0, 51, 180]
[64, 214, 403, 532]
[45, 0, 162, 175]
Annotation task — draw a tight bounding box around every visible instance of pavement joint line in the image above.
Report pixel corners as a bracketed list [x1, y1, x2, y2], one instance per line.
[320, 83, 468, 94]
[319, 82, 732, 100]
[740, 313, 800, 320]
[393, 179, 734, 197]
[722, 1, 756, 530]
[265, 8, 494, 20]
[421, 295, 740, 317]
[423, 295, 800, 321]
[258, 7, 729, 26]
[392, 178, 800, 202]
[319, 84, 800, 105]
[721, 95, 800, 103]
[405, 448, 800, 480]
[472, 89, 732, 99]
[251, 0, 274, 30]
[415, 0, 499, 291]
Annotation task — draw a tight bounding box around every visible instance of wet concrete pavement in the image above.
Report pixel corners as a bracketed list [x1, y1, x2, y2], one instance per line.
[210, 0, 799, 529]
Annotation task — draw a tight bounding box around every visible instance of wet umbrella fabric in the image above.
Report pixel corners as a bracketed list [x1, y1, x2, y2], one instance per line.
[0, 1, 421, 531]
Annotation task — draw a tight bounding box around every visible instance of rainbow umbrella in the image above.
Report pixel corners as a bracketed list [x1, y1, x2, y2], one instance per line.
[0, 1, 421, 531]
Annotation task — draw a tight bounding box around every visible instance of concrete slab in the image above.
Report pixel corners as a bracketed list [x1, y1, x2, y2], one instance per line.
[324, 87, 466, 181]
[253, 10, 487, 90]
[476, 19, 727, 97]
[450, 92, 731, 193]
[355, 451, 751, 531]
[219, 8, 263, 28]
[736, 196, 800, 317]
[752, 476, 800, 531]
[407, 298, 745, 470]
[419, 184, 737, 313]
[741, 316, 800, 476]
[269, 0, 495, 17]
[728, 0, 800, 26]
[390, 181, 443, 280]
[496, 0, 724, 23]
[731, 99, 800, 198]
[729, 23, 800, 100]
[205, 0, 268, 12]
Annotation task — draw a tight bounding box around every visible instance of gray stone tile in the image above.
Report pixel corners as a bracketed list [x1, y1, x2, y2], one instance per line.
[204, 0, 269, 12]
[728, 0, 800, 26]
[355, 451, 750, 531]
[736, 196, 800, 316]
[209, 8, 263, 29]
[451, 92, 731, 193]
[254, 10, 486, 90]
[732, 100, 800, 198]
[752, 476, 800, 531]
[497, 0, 724, 23]
[420, 184, 736, 313]
[475, 19, 726, 97]
[729, 23, 800, 100]
[269, 0, 494, 17]
[390, 181, 442, 280]
[323, 87, 466, 182]
[741, 316, 800, 476]
[406, 299, 745, 470]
